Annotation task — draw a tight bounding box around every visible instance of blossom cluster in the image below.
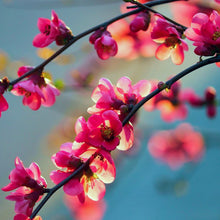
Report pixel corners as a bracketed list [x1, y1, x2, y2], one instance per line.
[1, 6, 220, 117]
[1, 1, 220, 219]
[2, 157, 46, 219]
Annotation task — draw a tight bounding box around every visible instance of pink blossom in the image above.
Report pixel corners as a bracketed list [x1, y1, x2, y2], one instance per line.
[148, 123, 204, 169]
[144, 80, 189, 122]
[170, 1, 213, 27]
[88, 78, 123, 114]
[0, 77, 9, 117]
[6, 187, 44, 217]
[185, 87, 217, 118]
[184, 10, 220, 56]
[2, 157, 47, 217]
[92, 30, 118, 60]
[2, 157, 46, 192]
[75, 110, 122, 151]
[50, 142, 116, 202]
[130, 11, 151, 32]
[64, 195, 106, 220]
[115, 76, 151, 108]
[11, 66, 60, 110]
[14, 214, 42, 220]
[88, 77, 151, 150]
[33, 10, 73, 48]
[151, 15, 188, 65]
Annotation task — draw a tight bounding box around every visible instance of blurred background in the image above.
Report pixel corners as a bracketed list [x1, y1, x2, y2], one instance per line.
[0, 0, 220, 219]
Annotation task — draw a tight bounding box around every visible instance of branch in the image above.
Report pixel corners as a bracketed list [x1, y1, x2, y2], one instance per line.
[122, 55, 220, 126]
[9, 0, 180, 86]
[30, 54, 220, 219]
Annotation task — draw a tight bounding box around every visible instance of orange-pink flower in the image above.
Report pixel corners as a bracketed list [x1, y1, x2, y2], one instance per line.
[148, 123, 204, 169]
[64, 195, 106, 220]
[151, 15, 188, 65]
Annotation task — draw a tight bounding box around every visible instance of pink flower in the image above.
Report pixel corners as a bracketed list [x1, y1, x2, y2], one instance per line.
[14, 214, 42, 220]
[6, 187, 44, 217]
[2, 157, 47, 217]
[64, 195, 106, 220]
[185, 87, 217, 118]
[184, 10, 220, 56]
[130, 11, 151, 32]
[50, 142, 116, 202]
[88, 77, 151, 150]
[148, 123, 204, 169]
[88, 78, 123, 114]
[0, 77, 9, 117]
[151, 15, 188, 65]
[90, 30, 118, 60]
[11, 66, 60, 110]
[75, 110, 122, 151]
[145, 80, 189, 122]
[33, 10, 73, 48]
[115, 76, 151, 112]
[170, 1, 213, 27]
[2, 157, 46, 192]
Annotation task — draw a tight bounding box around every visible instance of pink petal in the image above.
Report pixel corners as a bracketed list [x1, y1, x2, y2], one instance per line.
[37, 18, 51, 33]
[117, 123, 134, 151]
[0, 95, 8, 112]
[50, 170, 70, 184]
[155, 44, 171, 61]
[63, 178, 84, 196]
[87, 178, 105, 201]
[171, 44, 184, 65]
[33, 33, 53, 48]
[22, 93, 41, 110]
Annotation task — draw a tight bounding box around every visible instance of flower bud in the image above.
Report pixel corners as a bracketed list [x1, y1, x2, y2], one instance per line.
[130, 11, 151, 32]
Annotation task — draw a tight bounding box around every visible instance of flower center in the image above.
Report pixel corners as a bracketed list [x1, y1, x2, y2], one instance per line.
[44, 25, 51, 36]
[100, 126, 115, 141]
[165, 36, 181, 48]
[212, 31, 220, 41]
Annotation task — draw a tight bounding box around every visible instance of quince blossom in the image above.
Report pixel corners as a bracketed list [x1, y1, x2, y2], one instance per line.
[184, 87, 217, 118]
[11, 66, 60, 110]
[2, 157, 47, 217]
[144, 80, 189, 122]
[148, 123, 204, 169]
[151, 15, 188, 65]
[88, 77, 151, 150]
[184, 10, 220, 56]
[50, 142, 116, 202]
[130, 11, 151, 32]
[64, 195, 106, 220]
[33, 10, 73, 48]
[75, 110, 122, 151]
[90, 30, 118, 60]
